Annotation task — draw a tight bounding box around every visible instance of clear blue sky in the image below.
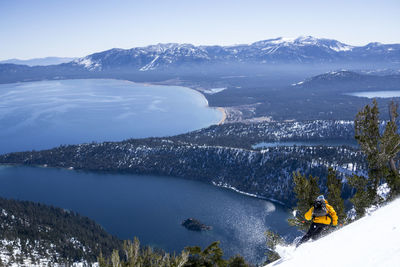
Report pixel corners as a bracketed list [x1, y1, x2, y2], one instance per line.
[0, 0, 399, 60]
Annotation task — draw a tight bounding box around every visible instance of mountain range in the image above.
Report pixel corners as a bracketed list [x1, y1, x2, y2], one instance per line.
[1, 36, 399, 79]
[0, 57, 75, 66]
[1, 36, 399, 122]
[69, 36, 400, 72]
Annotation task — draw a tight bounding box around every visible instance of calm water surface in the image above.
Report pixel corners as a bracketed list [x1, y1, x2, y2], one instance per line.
[0, 79, 222, 154]
[0, 165, 299, 264]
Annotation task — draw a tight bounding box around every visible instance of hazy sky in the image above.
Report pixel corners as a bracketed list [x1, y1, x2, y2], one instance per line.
[1, 0, 399, 60]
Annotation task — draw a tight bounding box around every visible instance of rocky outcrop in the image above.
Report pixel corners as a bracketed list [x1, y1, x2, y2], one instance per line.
[182, 218, 212, 231]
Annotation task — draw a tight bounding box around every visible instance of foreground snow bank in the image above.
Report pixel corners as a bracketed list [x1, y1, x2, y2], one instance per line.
[266, 198, 400, 267]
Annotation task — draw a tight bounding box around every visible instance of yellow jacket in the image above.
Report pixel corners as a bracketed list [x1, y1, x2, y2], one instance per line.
[304, 200, 338, 226]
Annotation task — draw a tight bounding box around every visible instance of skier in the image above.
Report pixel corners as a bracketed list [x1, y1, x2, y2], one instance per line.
[297, 195, 338, 247]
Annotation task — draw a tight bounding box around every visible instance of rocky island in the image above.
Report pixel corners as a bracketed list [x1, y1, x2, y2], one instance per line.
[182, 218, 212, 231]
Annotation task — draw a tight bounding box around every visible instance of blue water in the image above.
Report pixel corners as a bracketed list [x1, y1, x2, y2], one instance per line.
[346, 90, 400, 98]
[0, 165, 299, 264]
[0, 79, 222, 154]
[0, 79, 299, 264]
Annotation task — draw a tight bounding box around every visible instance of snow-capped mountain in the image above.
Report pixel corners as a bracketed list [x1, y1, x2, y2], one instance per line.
[73, 43, 211, 71]
[0, 57, 76, 66]
[266, 198, 400, 267]
[71, 36, 400, 71]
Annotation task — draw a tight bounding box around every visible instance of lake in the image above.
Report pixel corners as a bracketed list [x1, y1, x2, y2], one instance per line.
[346, 91, 400, 98]
[252, 139, 358, 149]
[0, 165, 300, 264]
[0, 79, 222, 154]
[0, 78, 299, 264]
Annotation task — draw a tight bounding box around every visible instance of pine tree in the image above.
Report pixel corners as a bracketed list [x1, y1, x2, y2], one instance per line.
[227, 255, 250, 267]
[111, 250, 121, 267]
[355, 100, 400, 203]
[355, 99, 382, 203]
[292, 172, 310, 213]
[98, 237, 249, 267]
[122, 238, 140, 267]
[98, 251, 108, 267]
[308, 174, 321, 205]
[264, 230, 283, 264]
[348, 174, 370, 219]
[289, 172, 321, 230]
[289, 172, 310, 230]
[185, 241, 227, 267]
[382, 101, 400, 197]
[326, 168, 346, 224]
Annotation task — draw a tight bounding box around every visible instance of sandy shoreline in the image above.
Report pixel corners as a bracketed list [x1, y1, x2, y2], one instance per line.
[217, 107, 227, 125]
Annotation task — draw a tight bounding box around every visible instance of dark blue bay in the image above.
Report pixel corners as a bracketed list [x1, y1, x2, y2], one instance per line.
[0, 165, 299, 263]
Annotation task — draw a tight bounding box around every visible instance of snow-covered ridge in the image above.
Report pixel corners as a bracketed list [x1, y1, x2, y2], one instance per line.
[74, 57, 102, 71]
[267, 198, 400, 267]
[330, 43, 353, 52]
[291, 70, 361, 87]
[70, 36, 400, 71]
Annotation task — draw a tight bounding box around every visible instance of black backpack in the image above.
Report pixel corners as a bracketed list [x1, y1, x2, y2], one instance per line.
[312, 199, 328, 217]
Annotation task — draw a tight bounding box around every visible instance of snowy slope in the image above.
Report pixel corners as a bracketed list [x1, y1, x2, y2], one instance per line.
[266, 198, 400, 267]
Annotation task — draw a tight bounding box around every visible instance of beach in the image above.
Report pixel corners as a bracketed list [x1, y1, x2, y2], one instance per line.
[217, 107, 227, 125]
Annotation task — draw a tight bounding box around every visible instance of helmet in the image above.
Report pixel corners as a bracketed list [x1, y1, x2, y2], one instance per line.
[316, 195, 325, 201]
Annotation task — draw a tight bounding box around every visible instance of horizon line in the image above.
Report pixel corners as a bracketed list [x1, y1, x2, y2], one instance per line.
[1, 35, 398, 61]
